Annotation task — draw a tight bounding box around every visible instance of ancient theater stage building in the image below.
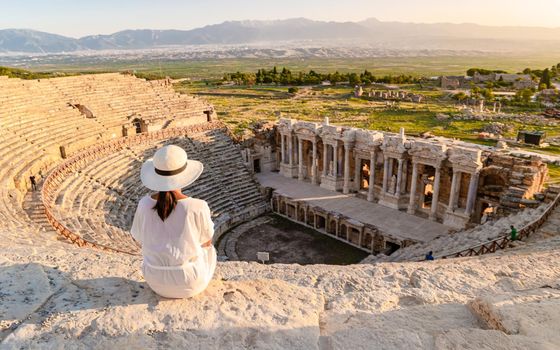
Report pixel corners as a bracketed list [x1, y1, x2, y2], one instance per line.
[259, 172, 448, 254]
[247, 118, 548, 254]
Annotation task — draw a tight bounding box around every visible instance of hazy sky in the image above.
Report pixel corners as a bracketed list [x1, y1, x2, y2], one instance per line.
[3, 0, 560, 37]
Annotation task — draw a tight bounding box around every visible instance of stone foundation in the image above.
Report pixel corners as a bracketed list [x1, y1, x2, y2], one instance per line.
[271, 192, 415, 255]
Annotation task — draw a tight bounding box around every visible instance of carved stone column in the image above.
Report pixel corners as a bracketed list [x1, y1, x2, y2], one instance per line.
[354, 153, 361, 192]
[388, 158, 394, 180]
[448, 170, 461, 212]
[311, 139, 318, 185]
[395, 158, 404, 195]
[367, 150, 376, 202]
[382, 156, 389, 193]
[343, 142, 351, 194]
[332, 142, 338, 177]
[294, 135, 298, 164]
[401, 160, 408, 194]
[298, 138, 304, 180]
[407, 161, 419, 214]
[429, 166, 442, 221]
[465, 171, 480, 215]
[322, 143, 328, 177]
[288, 134, 293, 167]
[358, 228, 363, 248]
[280, 134, 285, 164]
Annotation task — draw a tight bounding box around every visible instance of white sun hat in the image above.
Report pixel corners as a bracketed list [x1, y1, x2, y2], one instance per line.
[140, 145, 203, 192]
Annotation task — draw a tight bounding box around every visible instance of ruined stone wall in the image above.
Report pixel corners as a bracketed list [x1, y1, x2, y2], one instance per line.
[484, 154, 548, 214]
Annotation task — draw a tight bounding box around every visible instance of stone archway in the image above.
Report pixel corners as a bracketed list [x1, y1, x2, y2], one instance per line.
[131, 118, 147, 134]
[362, 232, 373, 249]
[279, 200, 286, 215]
[475, 167, 509, 223]
[339, 224, 347, 239]
[328, 219, 337, 235]
[306, 209, 315, 226]
[479, 168, 508, 200]
[298, 206, 306, 222]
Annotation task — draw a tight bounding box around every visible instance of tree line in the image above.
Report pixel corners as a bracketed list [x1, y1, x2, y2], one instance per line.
[467, 63, 560, 90]
[222, 67, 420, 86]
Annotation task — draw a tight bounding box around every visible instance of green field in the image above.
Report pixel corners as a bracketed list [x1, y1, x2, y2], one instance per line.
[176, 82, 559, 141]
[20, 54, 560, 80]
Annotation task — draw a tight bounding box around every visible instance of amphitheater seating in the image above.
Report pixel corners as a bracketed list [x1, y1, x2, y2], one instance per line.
[46, 128, 266, 254]
[0, 73, 217, 248]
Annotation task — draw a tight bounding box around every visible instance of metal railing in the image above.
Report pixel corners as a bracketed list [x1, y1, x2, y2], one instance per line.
[439, 191, 560, 259]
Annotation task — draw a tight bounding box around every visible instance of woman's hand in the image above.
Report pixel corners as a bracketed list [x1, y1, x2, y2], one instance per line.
[201, 240, 213, 248]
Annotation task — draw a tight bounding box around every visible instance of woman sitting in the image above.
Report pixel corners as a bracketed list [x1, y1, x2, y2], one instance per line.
[131, 145, 216, 298]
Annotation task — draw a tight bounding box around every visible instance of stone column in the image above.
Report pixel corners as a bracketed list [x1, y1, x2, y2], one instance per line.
[313, 214, 317, 229]
[354, 154, 361, 192]
[298, 138, 304, 180]
[280, 134, 285, 164]
[465, 171, 480, 215]
[448, 170, 460, 212]
[343, 142, 351, 194]
[294, 136, 298, 164]
[311, 139, 318, 185]
[395, 158, 404, 195]
[401, 160, 408, 194]
[358, 228, 363, 248]
[382, 156, 389, 193]
[388, 158, 394, 180]
[367, 150, 376, 202]
[407, 162, 419, 214]
[322, 143, 328, 177]
[288, 134, 293, 167]
[333, 142, 338, 177]
[335, 219, 339, 236]
[429, 167, 442, 221]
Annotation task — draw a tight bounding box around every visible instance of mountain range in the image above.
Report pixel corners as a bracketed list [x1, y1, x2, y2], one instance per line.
[1, 18, 560, 53]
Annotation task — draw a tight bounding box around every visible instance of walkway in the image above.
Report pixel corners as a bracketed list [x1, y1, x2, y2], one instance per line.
[257, 172, 450, 243]
[22, 183, 62, 244]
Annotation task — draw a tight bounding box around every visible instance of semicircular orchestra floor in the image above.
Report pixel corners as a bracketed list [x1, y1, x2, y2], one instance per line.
[218, 214, 368, 265]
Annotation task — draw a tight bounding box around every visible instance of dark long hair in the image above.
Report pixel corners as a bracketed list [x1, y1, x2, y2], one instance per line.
[153, 191, 177, 221]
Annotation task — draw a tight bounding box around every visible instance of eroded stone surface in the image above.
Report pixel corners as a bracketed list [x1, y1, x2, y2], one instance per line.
[2, 271, 322, 350]
[1, 234, 559, 349]
[322, 304, 478, 350]
[469, 287, 560, 346]
[434, 328, 556, 350]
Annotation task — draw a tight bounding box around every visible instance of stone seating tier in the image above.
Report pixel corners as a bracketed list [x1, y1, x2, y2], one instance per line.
[0, 73, 210, 192]
[45, 126, 267, 254]
[0, 73, 215, 238]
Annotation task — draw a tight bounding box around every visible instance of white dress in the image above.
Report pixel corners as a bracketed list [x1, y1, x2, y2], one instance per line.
[131, 196, 217, 298]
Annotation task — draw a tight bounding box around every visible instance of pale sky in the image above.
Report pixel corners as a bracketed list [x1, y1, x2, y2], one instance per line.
[3, 0, 560, 37]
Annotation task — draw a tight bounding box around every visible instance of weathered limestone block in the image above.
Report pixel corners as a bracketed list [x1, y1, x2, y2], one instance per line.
[468, 288, 560, 347]
[322, 304, 478, 349]
[3, 279, 323, 349]
[434, 328, 552, 350]
[510, 178, 522, 185]
[0, 263, 67, 339]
